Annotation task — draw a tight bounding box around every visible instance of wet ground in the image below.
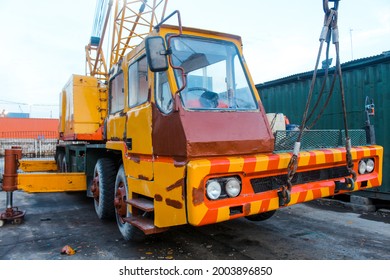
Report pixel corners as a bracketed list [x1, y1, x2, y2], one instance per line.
[0, 189, 389, 260]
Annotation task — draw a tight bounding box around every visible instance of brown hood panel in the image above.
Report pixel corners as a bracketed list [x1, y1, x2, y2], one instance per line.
[181, 110, 274, 157]
[152, 102, 274, 159]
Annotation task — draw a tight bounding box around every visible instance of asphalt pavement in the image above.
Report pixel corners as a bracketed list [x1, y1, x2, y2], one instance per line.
[0, 189, 389, 260]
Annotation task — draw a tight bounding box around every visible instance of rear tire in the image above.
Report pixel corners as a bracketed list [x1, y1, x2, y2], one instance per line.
[245, 210, 276, 222]
[93, 158, 117, 219]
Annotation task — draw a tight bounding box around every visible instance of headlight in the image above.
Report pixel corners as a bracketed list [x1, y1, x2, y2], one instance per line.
[206, 180, 222, 200]
[225, 178, 241, 197]
[358, 160, 367, 175]
[358, 158, 375, 174]
[366, 159, 375, 173]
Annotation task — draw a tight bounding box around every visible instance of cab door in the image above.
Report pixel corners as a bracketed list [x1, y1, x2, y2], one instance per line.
[125, 55, 154, 181]
[106, 70, 126, 142]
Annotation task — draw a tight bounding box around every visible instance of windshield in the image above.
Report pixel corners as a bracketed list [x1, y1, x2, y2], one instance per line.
[170, 36, 258, 111]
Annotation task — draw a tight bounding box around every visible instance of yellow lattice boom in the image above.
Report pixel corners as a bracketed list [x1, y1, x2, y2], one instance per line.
[85, 0, 168, 83]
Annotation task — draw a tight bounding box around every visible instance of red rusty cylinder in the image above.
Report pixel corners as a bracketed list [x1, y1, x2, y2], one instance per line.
[11, 147, 22, 160]
[2, 148, 22, 192]
[1, 147, 25, 225]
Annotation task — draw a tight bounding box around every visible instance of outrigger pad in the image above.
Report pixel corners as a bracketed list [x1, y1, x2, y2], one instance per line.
[0, 207, 26, 226]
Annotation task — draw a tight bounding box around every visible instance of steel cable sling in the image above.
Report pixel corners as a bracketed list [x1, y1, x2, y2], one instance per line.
[279, 0, 356, 206]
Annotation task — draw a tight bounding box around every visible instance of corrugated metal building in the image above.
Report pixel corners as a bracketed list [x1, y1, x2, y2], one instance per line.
[257, 51, 390, 200]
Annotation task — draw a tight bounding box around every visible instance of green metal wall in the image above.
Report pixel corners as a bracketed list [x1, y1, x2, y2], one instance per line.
[257, 52, 390, 199]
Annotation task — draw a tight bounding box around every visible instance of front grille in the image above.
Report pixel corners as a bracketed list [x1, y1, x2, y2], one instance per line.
[250, 165, 350, 193]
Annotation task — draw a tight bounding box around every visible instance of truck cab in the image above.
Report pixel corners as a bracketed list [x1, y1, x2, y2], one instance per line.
[101, 23, 382, 239]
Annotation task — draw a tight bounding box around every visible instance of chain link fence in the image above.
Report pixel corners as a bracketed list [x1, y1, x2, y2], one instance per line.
[274, 129, 369, 152]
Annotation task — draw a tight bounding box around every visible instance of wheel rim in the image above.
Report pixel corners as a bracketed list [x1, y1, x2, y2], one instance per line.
[114, 182, 127, 224]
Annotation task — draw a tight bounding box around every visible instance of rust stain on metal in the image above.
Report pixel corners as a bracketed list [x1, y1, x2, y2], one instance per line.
[165, 198, 183, 209]
[192, 186, 204, 205]
[138, 175, 150, 180]
[166, 178, 184, 192]
[154, 194, 163, 202]
[243, 203, 251, 216]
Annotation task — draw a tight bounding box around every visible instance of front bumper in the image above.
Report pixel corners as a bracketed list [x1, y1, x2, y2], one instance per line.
[186, 145, 383, 226]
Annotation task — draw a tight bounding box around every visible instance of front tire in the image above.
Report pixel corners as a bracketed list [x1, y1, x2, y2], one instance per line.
[92, 158, 117, 219]
[114, 165, 145, 241]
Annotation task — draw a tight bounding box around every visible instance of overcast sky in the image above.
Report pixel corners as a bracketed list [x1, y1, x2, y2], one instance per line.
[0, 0, 389, 118]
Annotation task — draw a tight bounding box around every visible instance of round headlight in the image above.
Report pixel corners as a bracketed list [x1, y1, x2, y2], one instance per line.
[225, 178, 241, 197]
[206, 180, 221, 200]
[366, 159, 375, 173]
[358, 160, 367, 175]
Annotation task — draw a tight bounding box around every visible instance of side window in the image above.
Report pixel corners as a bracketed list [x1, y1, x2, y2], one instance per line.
[109, 72, 124, 114]
[155, 71, 173, 114]
[128, 56, 148, 107]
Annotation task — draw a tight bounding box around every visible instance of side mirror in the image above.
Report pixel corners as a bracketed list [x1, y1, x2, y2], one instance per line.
[145, 36, 169, 72]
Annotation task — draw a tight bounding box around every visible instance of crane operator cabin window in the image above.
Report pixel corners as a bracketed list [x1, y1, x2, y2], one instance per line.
[109, 72, 124, 114]
[128, 56, 148, 107]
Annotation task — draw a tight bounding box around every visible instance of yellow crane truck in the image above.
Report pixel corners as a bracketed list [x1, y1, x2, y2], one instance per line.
[1, 1, 383, 240]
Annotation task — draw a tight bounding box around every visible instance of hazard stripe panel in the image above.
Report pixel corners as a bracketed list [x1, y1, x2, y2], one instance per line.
[187, 145, 383, 226]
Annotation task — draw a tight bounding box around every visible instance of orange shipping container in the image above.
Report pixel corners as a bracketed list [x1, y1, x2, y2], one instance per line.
[0, 118, 58, 139]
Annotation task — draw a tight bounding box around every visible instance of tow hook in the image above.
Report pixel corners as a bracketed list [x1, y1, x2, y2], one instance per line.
[278, 186, 291, 206]
[335, 177, 355, 192]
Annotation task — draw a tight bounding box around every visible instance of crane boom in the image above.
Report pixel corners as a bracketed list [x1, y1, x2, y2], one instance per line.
[85, 0, 168, 82]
